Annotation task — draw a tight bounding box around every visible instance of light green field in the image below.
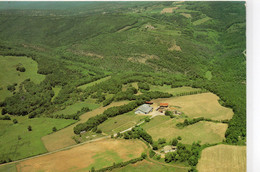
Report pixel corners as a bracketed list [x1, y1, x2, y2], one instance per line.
[51, 86, 62, 102]
[99, 111, 146, 135]
[0, 55, 45, 102]
[52, 99, 100, 117]
[0, 163, 17, 172]
[205, 71, 212, 80]
[193, 16, 211, 26]
[0, 117, 75, 161]
[142, 116, 227, 144]
[112, 160, 188, 172]
[78, 76, 111, 90]
[150, 86, 202, 95]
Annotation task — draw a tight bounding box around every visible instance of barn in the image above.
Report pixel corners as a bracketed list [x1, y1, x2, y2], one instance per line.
[135, 104, 153, 114]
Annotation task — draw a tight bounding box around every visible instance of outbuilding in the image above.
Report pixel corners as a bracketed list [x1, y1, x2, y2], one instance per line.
[135, 104, 153, 114]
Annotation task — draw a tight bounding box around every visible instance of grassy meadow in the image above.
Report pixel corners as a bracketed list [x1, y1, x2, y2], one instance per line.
[150, 86, 202, 96]
[16, 139, 146, 172]
[0, 55, 45, 101]
[78, 76, 111, 90]
[197, 144, 246, 172]
[0, 117, 75, 161]
[99, 110, 146, 135]
[142, 116, 227, 144]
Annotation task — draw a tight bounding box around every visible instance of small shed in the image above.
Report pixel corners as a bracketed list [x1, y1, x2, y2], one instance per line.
[163, 145, 177, 153]
[145, 101, 153, 105]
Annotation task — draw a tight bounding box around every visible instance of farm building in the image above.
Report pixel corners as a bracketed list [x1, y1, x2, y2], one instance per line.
[163, 145, 177, 153]
[160, 103, 169, 107]
[145, 101, 153, 105]
[135, 104, 153, 114]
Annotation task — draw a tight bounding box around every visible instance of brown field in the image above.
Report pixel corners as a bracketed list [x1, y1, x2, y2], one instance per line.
[197, 144, 246, 172]
[42, 101, 130, 152]
[16, 139, 146, 172]
[152, 93, 233, 120]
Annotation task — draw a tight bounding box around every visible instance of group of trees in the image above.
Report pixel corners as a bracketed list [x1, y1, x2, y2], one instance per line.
[121, 126, 153, 144]
[164, 142, 201, 167]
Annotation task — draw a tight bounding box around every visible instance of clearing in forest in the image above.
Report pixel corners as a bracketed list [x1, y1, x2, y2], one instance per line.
[152, 92, 233, 120]
[193, 16, 211, 26]
[42, 101, 130, 152]
[0, 55, 45, 102]
[161, 7, 178, 13]
[150, 86, 202, 96]
[142, 116, 227, 144]
[16, 139, 145, 172]
[78, 76, 111, 90]
[197, 144, 246, 172]
[112, 159, 188, 172]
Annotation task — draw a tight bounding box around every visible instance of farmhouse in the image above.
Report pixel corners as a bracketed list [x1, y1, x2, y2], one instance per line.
[135, 104, 153, 114]
[160, 103, 169, 107]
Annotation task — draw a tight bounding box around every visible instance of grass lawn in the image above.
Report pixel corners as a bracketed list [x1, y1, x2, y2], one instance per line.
[99, 111, 146, 135]
[112, 160, 188, 172]
[0, 117, 75, 161]
[150, 86, 202, 96]
[142, 116, 227, 144]
[52, 99, 100, 117]
[0, 55, 45, 102]
[152, 93, 233, 120]
[16, 139, 146, 172]
[0, 163, 17, 172]
[78, 76, 111, 90]
[197, 144, 246, 172]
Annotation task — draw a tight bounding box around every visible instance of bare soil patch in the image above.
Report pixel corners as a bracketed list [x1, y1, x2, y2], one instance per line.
[197, 144, 246, 172]
[17, 139, 145, 172]
[42, 101, 130, 152]
[127, 54, 158, 64]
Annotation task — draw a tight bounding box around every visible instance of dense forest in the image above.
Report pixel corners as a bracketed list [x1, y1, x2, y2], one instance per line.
[0, 1, 245, 149]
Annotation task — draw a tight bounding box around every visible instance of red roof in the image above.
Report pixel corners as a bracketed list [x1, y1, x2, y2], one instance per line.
[160, 103, 169, 107]
[146, 101, 153, 104]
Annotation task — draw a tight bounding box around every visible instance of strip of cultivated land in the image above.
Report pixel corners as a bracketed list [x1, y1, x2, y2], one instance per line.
[197, 144, 246, 172]
[16, 139, 145, 172]
[41, 101, 129, 151]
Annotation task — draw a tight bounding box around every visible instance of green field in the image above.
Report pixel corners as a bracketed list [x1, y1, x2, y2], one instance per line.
[0, 55, 45, 102]
[0, 163, 16, 172]
[78, 76, 111, 90]
[51, 86, 62, 102]
[99, 111, 146, 135]
[205, 71, 212, 80]
[150, 86, 202, 95]
[193, 16, 211, 26]
[0, 117, 75, 161]
[142, 116, 227, 144]
[112, 160, 188, 172]
[52, 99, 100, 117]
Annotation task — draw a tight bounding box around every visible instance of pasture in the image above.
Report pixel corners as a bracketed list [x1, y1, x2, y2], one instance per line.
[197, 144, 246, 172]
[51, 98, 100, 118]
[99, 110, 146, 135]
[112, 160, 188, 172]
[78, 76, 111, 90]
[150, 86, 202, 96]
[0, 55, 45, 102]
[152, 93, 233, 120]
[16, 139, 146, 172]
[142, 116, 227, 144]
[0, 117, 75, 161]
[51, 86, 61, 102]
[42, 101, 130, 152]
